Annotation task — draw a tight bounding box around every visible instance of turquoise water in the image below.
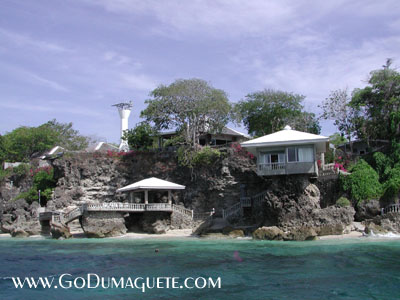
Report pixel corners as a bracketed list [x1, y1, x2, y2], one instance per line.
[1, 237, 400, 299]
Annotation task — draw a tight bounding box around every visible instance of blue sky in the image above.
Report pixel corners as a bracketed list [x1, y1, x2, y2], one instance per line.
[1, 0, 399, 143]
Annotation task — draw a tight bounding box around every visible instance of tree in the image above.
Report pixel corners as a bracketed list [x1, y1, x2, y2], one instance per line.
[319, 88, 357, 152]
[122, 122, 156, 150]
[291, 111, 321, 134]
[329, 133, 348, 147]
[44, 119, 90, 150]
[141, 79, 231, 147]
[0, 135, 6, 164]
[3, 125, 58, 162]
[234, 89, 320, 136]
[1, 119, 90, 162]
[350, 59, 400, 143]
[341, 159, 382, 204]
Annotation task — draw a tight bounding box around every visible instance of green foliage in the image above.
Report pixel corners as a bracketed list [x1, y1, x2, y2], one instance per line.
[336, 197, 351, 207]
[177, 146, 221, 168]
[122, 122, 156, 150]
[234, 89, 320, 136]
[340, 159, 382, 204]
[0, 168, 12, 182]
[2, 125, 58, 162]
[0, 134, 6, 164]
[320, 89, 357, 143]
[371, 152, 392, 180]
[329, 133, 348, 147]
[15, 168, 56, 204]
[163, 134, 186, 148]
[192, 147, 221, 166]
[382, 164, 400, 203]
[350, 59, 400, 142]
[1, 119, 90, 162]
[44, 119, 90, 151]
[12, 163, 31, 176]
[141, 78, 231, 147]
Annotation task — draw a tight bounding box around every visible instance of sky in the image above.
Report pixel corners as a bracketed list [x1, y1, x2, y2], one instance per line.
[1, 0, 399, 144]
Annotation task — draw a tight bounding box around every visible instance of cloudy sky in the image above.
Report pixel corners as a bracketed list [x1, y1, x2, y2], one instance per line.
[1, 0, 399, 143]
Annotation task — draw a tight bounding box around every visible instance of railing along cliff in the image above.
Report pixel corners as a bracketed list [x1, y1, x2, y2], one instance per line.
[222, 190, 269, 219]
[41, 202, 198, 224]
[381, 204, 400, 215]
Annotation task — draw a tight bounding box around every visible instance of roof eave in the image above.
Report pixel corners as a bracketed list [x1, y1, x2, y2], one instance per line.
[241, 138, 329, 148]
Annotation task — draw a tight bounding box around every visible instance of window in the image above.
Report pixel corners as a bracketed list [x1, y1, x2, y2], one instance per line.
[288, 147, 297, 162]
[287, 146, 314, 162]
[260, 152, 285, 164]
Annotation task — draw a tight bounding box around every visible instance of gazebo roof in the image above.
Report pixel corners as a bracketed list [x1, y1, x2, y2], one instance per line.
[116, 177, 185, 193]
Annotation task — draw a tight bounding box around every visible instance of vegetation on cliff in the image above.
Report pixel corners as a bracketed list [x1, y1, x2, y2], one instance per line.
[0, 119, 92, 163]
[234, 89, 320, 136]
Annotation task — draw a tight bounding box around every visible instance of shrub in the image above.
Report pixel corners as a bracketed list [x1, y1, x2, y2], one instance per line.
[336, 197, 351, 207]
[177, 146, 221, 168]
[192, 147, 221, 166]
[382, 164, 400, 203]
[231, 142, 255, 159]
[12, 163, 30, 176]
[163, 135, 185, 148]
[15, 167, 56, 204]
[340, 159, 382, 204]
[372, 152, 391, 180]
[122, 122, 156, 150]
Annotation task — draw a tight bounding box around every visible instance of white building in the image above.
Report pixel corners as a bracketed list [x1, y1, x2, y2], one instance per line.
[241, 126, 329, 176]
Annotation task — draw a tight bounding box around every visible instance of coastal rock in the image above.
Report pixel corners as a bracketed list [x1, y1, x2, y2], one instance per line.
[364, 222, 388, 235]
[81, 211, 127, 238]
[6, 219, 41, 237]
[11, 228, 29, 238]
[355, 199, 381, 221]
[1, 214, 14, 233]
[285, 227, 317, 241]
[310, 206, 355, 236]
[171, 210, 193, 229]
[252, 226, 286, 240]
[140, 212, 171, 234]
[227, 229, 245, 238]
[363, 213, 400, 234]
[50, 222, 72, 239]
[253, 175, 355, 239]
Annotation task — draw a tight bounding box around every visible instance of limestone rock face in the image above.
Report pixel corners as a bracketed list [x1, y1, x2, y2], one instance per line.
[251, 175, 355, 239]
[11, 228, 29, 238]
[285, 227, 318, 241]
[228, 229, 245, 238]
[363, 213, 400, 234]
[140, 212, 170, 234]
[253, 226, 286, 240]
[81, 211, 127, 238]
[355, 199, 381, 221]
[50, 222, 72, 239]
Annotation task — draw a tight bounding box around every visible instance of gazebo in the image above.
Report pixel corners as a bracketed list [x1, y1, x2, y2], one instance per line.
[116, 177, 185, 205]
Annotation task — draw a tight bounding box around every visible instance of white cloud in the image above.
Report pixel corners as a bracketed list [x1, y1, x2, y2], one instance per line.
[120, 73, 158, 91]
[0, 28, 70, 52]
[0, 100, 104, 117]
[103, 51, 132, 66]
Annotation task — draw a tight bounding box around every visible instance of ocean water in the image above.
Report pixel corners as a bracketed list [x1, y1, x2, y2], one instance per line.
[1, 237, 400, 300]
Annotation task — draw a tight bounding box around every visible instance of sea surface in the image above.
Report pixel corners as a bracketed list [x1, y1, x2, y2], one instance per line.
[1, 236, 400, 300]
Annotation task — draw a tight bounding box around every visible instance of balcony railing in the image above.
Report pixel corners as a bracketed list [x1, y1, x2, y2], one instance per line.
[257, 162, 315, 176]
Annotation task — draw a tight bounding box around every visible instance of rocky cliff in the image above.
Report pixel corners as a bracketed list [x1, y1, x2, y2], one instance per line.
[0, 148, 356, 239]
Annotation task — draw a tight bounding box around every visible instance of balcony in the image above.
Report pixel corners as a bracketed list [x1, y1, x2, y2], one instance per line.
[257, 162, 316, 176]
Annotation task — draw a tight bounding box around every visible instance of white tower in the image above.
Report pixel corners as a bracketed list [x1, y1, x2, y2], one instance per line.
[112, 101, 133, 152]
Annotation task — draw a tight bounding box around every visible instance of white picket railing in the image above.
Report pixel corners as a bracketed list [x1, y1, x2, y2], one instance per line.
[172, 204, 193, 219]
[382, 204, 400, 215]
